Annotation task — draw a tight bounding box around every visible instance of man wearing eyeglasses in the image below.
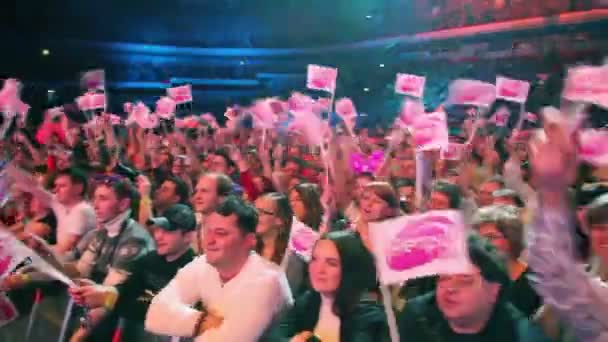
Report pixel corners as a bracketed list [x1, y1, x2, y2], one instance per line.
[397, 234, 549, 341]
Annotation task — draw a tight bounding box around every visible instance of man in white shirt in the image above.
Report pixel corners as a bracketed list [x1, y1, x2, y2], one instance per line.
[145, 196, 293, 341]
[8, 165, 96, 255]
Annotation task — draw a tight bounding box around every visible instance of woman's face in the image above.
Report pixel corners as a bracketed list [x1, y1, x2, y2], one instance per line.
[359, 189, 391, 222]
[353, 176, 373, 204]
[309, 239, 342, 296]
[254, 197, 280, 236]
[289, 190, 307, 223]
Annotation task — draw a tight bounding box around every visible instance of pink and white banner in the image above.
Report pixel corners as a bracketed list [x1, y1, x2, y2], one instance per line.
[287, 218, 320, 262]
[306, 65, 338, 93]
[395, 73, 426, 98]
[76, 93, 106, 111]
[496, 76, 530, 103]
[563, 65, 608, 109]
[447, 79, 496, 107]
[368, 210, 470, 285]
[167, 85, 193, 104]
[578, 129, 608, 167]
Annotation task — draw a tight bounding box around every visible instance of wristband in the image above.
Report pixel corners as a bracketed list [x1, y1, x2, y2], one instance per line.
[103, 290, 118, 310]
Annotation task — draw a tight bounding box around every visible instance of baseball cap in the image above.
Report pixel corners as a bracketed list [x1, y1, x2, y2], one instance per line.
[147, 204, 196, 232]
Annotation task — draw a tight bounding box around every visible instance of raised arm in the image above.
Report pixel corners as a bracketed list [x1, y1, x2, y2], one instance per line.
[527, 122, 608, 341]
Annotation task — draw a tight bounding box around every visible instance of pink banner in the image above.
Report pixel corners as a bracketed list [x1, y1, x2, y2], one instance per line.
[563, 65, 608, 109]
[395, 73, 426, 98]
[306, 65, 338, 93]
[167, 85, 193, 104]
[496, 76, 530, 103]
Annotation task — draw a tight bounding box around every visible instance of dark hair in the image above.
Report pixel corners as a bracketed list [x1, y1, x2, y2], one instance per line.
[165, 176, 190, 204]
[364, 181, 400, 210]
[291, 183, 324, 230]
[587, 193, 608, 226]
[55, 168, 88, 196]
[393, 178, 415, 189]
[467, 232, 510, 296]
[201, 172, 234, 197]
[255, 192, 294, 265]
[212, 148, 237, 170]
[215, 196, 259, 235]
[432, 181, 462, 209]
[314, 231, 377, 316]
[355, 172, 376, 182]
[472, 205, 525, 259]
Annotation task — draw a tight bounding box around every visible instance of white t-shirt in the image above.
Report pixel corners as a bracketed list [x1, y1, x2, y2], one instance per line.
[145, 253, 293, 342]
[51, 200, 96, 246]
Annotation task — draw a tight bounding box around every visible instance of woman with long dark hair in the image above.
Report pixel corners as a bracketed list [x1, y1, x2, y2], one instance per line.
[275, 231, 389, 342]
[254, 192, 307, 296]
[289, 183, 324, 231]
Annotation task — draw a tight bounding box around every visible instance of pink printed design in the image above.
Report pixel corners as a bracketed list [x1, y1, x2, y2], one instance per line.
[167, 85, 193, 104]
[563, 65, 608, 109]
[386, 214, 454, 271]
[307, 65, 338, 93]
[496, 77, 530, 103]
[155, 97, 177, 119]
[395, 74, 426, 98]
[447, 79, 496, 107]
[578, 129, 608, 166]
[350, 150, 384, 175]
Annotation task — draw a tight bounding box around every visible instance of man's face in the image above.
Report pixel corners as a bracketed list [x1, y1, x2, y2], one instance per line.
[153, 228, 191, 257]
[54, 175, 79, 204]
[191, 176, 220, 214]
[436, 267, 500, 328]
[359, 190, 391, 222]
[208, 154, 231, 175]
[203, 213, 255, 269]
[430, 191, 451, 210]
[478, 181, 502, 207]
[154, 180, 179, 210]
[93, 185, 124, 223]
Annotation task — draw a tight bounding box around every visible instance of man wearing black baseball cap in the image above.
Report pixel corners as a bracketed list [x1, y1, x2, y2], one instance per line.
[70, 203, 196, 341]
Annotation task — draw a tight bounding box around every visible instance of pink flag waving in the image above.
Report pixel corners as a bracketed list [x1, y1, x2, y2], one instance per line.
[167, 85, 193, 104]
[155, 96, 177, 119]
[76, 92, 106, 111]
[395, 73, 426, 98]
[412, 111, 449, 151]
[0, 79, 23, 114]
[563, 65, 608, 109]
[368, 210, 470, 285]
[288, 92, 315, 112]
[307, 65, 338, 93]
[447, 79, 496, 107]
[288, 218, 320, 262]
[250, 98, 279, 129]
[578, 129, 608, 166]
[0, 226, 74, 286]
[496, 76, 530, 103]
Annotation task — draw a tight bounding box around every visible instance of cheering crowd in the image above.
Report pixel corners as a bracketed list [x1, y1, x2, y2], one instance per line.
[0, 64, 606, 342]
